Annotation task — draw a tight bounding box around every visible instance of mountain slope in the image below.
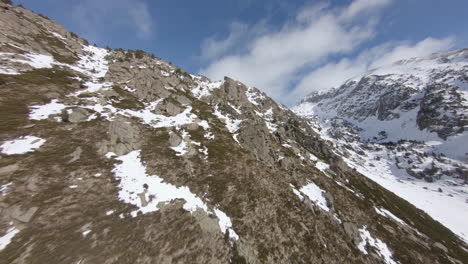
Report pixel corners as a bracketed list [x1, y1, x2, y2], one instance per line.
[294, 48, 468, 243]
[0, 2, 467, 263]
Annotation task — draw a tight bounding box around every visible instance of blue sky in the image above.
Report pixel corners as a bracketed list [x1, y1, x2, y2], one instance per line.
[16, 0, 468, 105]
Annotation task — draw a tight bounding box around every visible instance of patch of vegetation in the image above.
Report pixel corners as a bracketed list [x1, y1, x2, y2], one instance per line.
[6, 35, 27, 46]
[77, 92, 94, 98]
[38, 13, 50, 20]
[110, 85, 144, 110]
[0, 99, 29, 134]
[134, 49, 145, 59]
[2, 67, 75, 86]
[32, 33, 78, 64]
[0, 68, 79, 133]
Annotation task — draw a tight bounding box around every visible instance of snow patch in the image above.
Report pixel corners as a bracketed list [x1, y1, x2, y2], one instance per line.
[213, 105, 243, 134]
[191, 79, 224, 99]
[246, 87, 265, 106]
[1, 136, 46, 155]
[375, 207, 406, 225]
[0, 183, 12, 196]
[255, 108, 278, 134]
[111, 150, 239, 240]
[171, 130, 189, 156]
[290, 184, 304, 201]
[82, 230, 91, 237]
[214, 209, 239, 240]
[0, 227, 20, 251]
[10, 52, 55, 69]
[29, 99, 67, 120]
[198, 120, 210, 130]
[357, 226, 398, 264]
[113, 150, 207, 215]
[51, 32, 67, 40]
[315, 161, 330, 172]
[298, 182, 330, 212]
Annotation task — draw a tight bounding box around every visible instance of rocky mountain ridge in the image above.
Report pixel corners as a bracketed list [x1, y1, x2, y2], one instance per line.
[0, 2, 467, 263]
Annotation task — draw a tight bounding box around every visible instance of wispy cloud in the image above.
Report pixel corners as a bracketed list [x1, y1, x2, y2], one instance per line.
[71, 0, 153, 43]
[341, 0, 392, 20]
[200, 21, 268, 61]
[199, 0, 394, 105]
[293, 37, 455, 100]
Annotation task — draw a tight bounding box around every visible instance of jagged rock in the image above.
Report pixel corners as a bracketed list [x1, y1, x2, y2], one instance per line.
[154, 100, 183, 116]
[221, 77, 250, 104]
[417, 83, 467, 139]
[133, 73, 170, 101]
[12, 207, 38, 223]
[138, 190, 149, 207]
[0, 163, 19, 176]
[343, 222, 361, 245]
[433, 242, 448, 253]
[324, 192, 334, 210]
[26, 175, 40, 192]
[238, 124, 275, 165]
[20, 124, 35, 129]
[168, 131, 182, 147]
[68, 108, 91, 123]
[67, 146, 82, 163]
[186, 122, 199, 131]
[98, 117, 141, 155]
[235, 239, 259, 264]
[192, 209, 221, 234]
[175, 95, 191, 105]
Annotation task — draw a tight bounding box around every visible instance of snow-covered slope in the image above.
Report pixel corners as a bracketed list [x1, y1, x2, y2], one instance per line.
[294, 49, 468, 242]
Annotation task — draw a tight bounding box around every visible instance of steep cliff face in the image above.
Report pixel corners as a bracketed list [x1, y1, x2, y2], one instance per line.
[0, 2, 467, 264]
[297, 49, 468, 148]
[294, 48, 468, 246]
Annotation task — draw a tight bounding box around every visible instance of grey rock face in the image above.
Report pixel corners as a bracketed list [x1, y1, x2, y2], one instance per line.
[417, 83, 468, 139]
[12, 206, 39, 223]
[343, 222, 361, 245]
[98, 117, 141, 155]
[154, 100, 183, 116]
[238, 124, 275, 165]
[168, 131, 182, 147]
[67, 146, 82, 163]
[0, 163, 19, 176]
[68, 108, 91, 123]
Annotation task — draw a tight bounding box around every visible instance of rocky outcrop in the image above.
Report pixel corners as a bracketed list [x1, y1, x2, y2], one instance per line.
[67, 108, 92, 123]
[97, 117, 142, 155]
[12, 206, 38, 223]
[417, 83, 468, 139]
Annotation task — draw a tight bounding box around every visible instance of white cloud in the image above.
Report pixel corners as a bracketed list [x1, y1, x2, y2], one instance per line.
[71, 0, 153, 42]
[341, 0, 393, 21]
[200, 22, 268, 61]
[368, 37, 456, 68]
[291, 37, 455, 101]
[200, 0, 393, 105]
